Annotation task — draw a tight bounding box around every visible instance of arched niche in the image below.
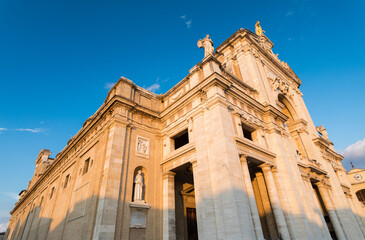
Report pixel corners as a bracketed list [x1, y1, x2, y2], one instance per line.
[278, 94, 306, 159]
[278, 94, 298, 123]
[132, 166, 147, 203]
[356, 189, 365, 206]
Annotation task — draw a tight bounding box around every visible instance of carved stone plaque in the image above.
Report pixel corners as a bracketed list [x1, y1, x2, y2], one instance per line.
[136, 136, 150, 158]
[130, 209, 146, 228]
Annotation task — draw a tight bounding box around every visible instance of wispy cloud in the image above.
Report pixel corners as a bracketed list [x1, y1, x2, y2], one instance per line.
[0, 222, 8, 232]
[180, 14, 192, 29]
[186, 20, 192, 29]
[146, 83, 160, 93]
[15, 128, 46, 133]
[343, 138, 365, 162]
[0, 211, 10, 232]
[145, 76, 170, 93]
[3, 192, 19, 201]
[286, 11, 293, 16]
[0, 128, 47, 134]
[104, 82, 115, 89]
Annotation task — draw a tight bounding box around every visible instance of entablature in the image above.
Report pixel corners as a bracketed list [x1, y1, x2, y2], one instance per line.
[161, 142, 196, 172]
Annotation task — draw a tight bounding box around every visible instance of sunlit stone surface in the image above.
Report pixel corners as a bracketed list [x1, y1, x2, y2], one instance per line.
[5, 27, 365, 240]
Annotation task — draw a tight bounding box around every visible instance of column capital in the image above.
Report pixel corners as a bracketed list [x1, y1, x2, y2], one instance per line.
[315, 180, 331, 190]
[255, 172, 264, 178]
[302, 175, 311, 182]
[259, 162, 273, 172]
[162, 171, 176, 179]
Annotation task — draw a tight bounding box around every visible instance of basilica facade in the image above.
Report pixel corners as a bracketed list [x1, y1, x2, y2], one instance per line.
[5, 26, 365, 240]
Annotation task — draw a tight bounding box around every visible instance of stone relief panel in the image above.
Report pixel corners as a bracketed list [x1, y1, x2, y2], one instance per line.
[130, 208, 146, 228]
[170, 88, 184, 103]
[136, 136, 150, 158]
[271, 77, 290, 95]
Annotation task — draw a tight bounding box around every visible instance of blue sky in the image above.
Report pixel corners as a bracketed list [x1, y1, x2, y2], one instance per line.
[0, 0, 364, 231]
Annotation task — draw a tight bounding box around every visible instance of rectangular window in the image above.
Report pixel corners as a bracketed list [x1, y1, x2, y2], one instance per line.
[241, 124, 253, 141]
[172, 129, 189, 150]
[64, 174, 70, 189]
[83, 158, 90, 175]
[50, 187, 55, 199]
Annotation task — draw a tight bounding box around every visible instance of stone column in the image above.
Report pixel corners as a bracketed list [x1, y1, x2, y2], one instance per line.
[259, 163, 290, 240]
[302, 177, 332, 240]
[162, 171, 176, 240]
[315, 182, 346, 240]
[256, 172, 278, 239]
[239, 155, 264, 240]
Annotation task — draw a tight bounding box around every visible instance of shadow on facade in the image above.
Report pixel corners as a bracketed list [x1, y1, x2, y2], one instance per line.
[6, 195, 159, 240]
[5, 185, 365, 240]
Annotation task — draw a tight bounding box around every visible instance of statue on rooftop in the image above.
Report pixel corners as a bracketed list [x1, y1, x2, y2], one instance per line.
[198, 34, 214, 58]
[255, 21, 265, 36]
[316, 125, 329, 139]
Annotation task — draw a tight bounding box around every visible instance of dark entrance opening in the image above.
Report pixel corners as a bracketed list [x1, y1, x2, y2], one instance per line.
[186, 208, 198, 240]
[312, 182, 338, 240]
[172, 163, 198, 240]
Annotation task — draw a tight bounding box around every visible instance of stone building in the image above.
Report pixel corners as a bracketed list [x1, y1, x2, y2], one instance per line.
[5, 26, 365, 240]
[347, 168, 365, 211]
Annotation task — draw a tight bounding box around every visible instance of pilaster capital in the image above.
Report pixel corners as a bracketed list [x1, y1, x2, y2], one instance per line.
[239, 154, 248, 162]
[271, 165, 279, 174]
[190, 160, 198, 168]
[162, 171, 176, 179]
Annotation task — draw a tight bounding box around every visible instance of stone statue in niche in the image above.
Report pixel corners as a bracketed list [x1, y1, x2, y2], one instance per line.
[197, 34, 214, 58]
[255, 21, 265, 36]
[134, 170, 145, 203]
[316, 125, 329, 139]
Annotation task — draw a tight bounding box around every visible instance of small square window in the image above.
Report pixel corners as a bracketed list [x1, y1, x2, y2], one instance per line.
[172, 129, 189, 150]
[83, 158, 90, 175]
[64, 174, 70, 189]
[241, 124, 253, 141]
[50, 187, 55, 199]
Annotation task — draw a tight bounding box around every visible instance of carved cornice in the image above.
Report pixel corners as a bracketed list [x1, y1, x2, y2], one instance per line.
[287, 118, 308, 134]
[263, 104, 289, 123]
[235, 137, 276, 164]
